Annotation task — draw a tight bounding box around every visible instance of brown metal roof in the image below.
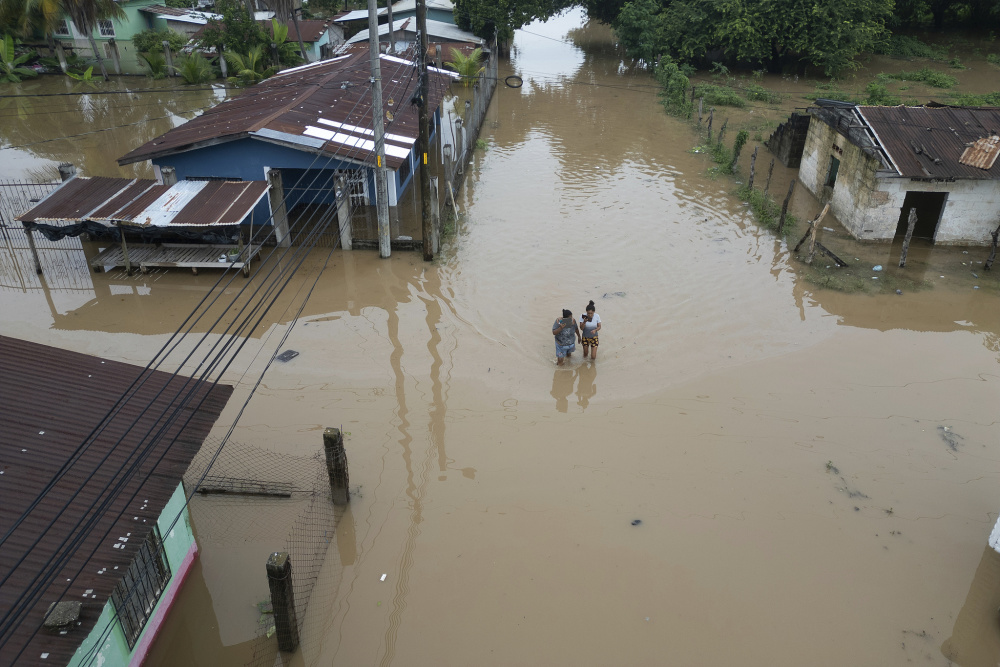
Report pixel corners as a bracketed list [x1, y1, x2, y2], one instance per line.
[0, 336, 233, 666]
[17, 179, 269, 228]
[16, 178, 136, 223]
[959, 134, 1000, 170]
[858, 106, 1000, 180]
[266, 19, 331, 43]
[118, 47, 457, 170]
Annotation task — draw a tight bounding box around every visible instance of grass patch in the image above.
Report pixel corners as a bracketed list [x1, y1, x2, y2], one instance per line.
[951, 90, 1000, 105]
[474, 138, 488, 150]
[878, 67, 958, 89]
[948, 57, 966, 69]
[863, 82, 900, 105]
[693, 83, 745, 108]
[806, 82, 860, 104]
[987, 53, 1000, 67]
[742, 82, 782, 103]
[797, 260, 932, 294]
[875, 35, 948, 60]
[736, 184, 797, 235]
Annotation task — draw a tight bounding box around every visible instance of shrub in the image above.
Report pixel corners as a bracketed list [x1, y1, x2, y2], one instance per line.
[951, 91, 1000, 105]
[863, 82, 900, 105]
[175, 53, 215, 84]
[875, 35, 947, 60]
[987, 53, 1000, 67]
[692, 83, 745, 108]
[742, 83, 782, 103]
[139, 51, 168, 79]
[880, 67, 957, 88]
[655, 56, 692, 117]
[133, 29, 187, 55]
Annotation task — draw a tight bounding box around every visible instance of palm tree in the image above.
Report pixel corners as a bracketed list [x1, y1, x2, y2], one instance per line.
[445, 47, 484, 87]
[261, 0, 306, 62]
[224, 44, 276, 86]
[1, 0, 68, 72]
[61, 0, 124, 81]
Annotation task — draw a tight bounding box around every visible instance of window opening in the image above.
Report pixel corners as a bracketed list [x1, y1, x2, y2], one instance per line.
[110, 527, 171, 649]
[54, 19, 71, 37]
[825, 156, 840, 188]
[98, 19, 115, 37]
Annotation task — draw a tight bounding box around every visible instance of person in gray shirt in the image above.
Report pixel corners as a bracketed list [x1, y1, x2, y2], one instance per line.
[552, 309, 581, 366]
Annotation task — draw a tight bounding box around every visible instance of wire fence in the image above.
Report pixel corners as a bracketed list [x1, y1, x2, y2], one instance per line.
[443, 43, 499, 191]
[182, 439, 341, 667]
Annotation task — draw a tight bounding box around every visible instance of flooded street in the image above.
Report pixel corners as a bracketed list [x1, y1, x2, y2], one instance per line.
[4, 9, 1000, 666]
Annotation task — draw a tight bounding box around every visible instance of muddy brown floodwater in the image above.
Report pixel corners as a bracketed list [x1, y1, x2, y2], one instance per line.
[3, 8, 1000, 667]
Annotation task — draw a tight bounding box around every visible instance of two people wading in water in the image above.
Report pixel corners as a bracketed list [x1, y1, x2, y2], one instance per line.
[552, 300, 602, 365]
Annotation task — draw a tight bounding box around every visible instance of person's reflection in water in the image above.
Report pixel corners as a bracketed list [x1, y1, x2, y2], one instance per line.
[550, 368, 575, 413]
[576, 362, 597, 410]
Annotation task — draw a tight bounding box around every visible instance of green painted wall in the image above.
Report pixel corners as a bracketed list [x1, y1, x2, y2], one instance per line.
[67, 482, 196, 667]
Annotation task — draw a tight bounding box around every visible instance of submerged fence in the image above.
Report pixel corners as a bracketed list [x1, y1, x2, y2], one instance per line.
[442, 43, 499, 192]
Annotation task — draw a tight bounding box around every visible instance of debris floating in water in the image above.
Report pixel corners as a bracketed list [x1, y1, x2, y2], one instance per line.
[276, 350, 299, 363]
[895, 289, 903, 295]
[603, 291, 627, 298]
[631, 519, 642, 526]
[872, 265, 883, 272]
[380, 573, 387, 582]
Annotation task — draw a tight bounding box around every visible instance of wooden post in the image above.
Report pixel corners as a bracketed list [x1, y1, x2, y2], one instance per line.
[806, 203, 830, 264]
[265, 552, 299, 653]
[323, 427, 349, 506]
[776, 179, 796, 234]
[267, 169, 290, 247]
[899, 208, 918, 268]
[764, 158, 775, 194]
[747, 146, 758, 190]
[986, 223, 1000, 270]
[443, 144, 453, 193]
[717, 119, 728, 148]
[54, 41, 68, 74]
[707, 109, 713, 143]
[435, 44, 441, 70]
[690, 85, 695, 105]
[335, 175, 352, 250]
[697, 97, 703, 126]
[118, 223, 131, 275]
[794, 204, 831, 253]
[23, 225, 42, 275]
[162, 40, 174, 77]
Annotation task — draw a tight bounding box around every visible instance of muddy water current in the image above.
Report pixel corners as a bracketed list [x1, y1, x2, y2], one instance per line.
[3, 9, 1000, 667]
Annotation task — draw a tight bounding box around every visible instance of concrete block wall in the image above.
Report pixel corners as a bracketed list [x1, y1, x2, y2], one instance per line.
[865, 178, 1000, 245]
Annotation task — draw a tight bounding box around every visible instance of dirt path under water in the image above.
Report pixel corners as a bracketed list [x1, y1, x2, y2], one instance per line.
[3, 9, 1000, 667]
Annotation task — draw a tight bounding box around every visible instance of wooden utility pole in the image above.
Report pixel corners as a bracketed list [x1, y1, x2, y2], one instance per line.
[899, 208, 917, 267]
[367, 0, 391, 257]
[386, 0, 395, 54]
[417, 0, 433, 260]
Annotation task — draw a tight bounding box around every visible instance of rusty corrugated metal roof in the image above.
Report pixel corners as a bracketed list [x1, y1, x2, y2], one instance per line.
[857, 106, 1000, 180]
[117, 47, 457, 170]
[16, 179, 269, 228]
[16, 178, 136, 222]
[0, 335, 233, 666]
[959, 134, 1000, 169]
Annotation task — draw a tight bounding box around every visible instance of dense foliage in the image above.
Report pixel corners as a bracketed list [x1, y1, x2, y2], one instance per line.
[454, 0, 574, 43]
[133, 28, 187, 54]
[0, 33, 36, 82]
[200, 0, 268, 54]
[608, 0, 894, 75]
[892, 0, 1000, 29]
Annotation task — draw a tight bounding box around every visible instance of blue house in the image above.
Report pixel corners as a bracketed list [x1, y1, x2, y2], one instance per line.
[118, 46, 458, 244]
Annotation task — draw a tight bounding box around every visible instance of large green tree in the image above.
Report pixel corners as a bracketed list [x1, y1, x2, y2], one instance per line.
[611, 0, 893, 75]
[454, 0, 575, 46]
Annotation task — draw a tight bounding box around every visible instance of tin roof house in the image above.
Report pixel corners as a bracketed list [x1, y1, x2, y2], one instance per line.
[118, 47, 457, 247]
[795, 102, 1000, 245]
[0, 336, 233, 666]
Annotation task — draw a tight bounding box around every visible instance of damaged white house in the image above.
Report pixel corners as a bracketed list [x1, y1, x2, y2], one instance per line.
[793, 101, 1000, 245]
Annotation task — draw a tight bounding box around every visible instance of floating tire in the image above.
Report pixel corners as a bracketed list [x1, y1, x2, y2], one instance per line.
[504, 75, 523, 88]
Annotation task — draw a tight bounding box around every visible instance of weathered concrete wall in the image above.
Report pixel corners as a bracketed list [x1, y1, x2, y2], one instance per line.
[800, 115, 1000, 245]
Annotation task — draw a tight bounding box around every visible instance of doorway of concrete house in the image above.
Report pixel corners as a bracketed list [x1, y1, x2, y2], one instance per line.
[895, 191, 948, 241]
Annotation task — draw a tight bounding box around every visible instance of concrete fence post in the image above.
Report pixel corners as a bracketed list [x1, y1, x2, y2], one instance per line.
[323, 427, 349, 505]
[162, 41, 174, 77]
[58, 163, 76, 182]
[265, 552, 299, 653]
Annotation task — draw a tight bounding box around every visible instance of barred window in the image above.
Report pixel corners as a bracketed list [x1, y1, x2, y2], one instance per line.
[54, 19, 71, 37]
[98, 19, 115, 37]
[110, 527, 171, 649]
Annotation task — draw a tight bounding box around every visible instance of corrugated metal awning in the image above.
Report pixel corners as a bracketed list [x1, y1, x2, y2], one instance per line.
[16, 178, 270, 228]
